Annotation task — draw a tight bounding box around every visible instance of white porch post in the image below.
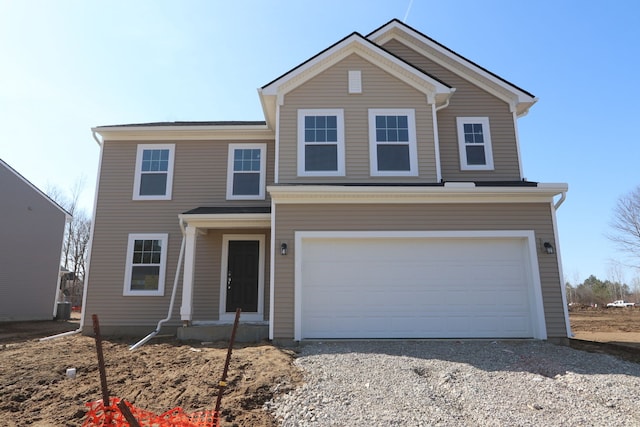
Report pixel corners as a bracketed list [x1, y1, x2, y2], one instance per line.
[180, 225, 197, 325]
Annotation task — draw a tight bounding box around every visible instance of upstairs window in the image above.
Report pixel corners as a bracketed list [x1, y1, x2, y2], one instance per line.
[368, 109, 418, 176]
[123, 233, 168, 296]
[456, 117, 494, 170]
[227, 143, 266, 200]
[297, 109, 345, 176]
[133, 144, 175, 200]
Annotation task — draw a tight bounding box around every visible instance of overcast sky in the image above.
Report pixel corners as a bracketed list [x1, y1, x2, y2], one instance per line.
[1, 0, 639, 285]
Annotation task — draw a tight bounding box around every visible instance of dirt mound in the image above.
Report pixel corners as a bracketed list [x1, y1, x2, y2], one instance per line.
[0, 321, 302, 426]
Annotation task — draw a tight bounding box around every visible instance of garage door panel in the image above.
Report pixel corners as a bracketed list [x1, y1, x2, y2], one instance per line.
[300, 237, 536, 339]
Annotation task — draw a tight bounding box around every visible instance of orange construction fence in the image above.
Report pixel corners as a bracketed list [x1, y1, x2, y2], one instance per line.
[82, 397, 219, 427]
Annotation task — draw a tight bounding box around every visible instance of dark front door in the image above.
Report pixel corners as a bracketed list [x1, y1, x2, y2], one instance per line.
[226, 240, 259, 313]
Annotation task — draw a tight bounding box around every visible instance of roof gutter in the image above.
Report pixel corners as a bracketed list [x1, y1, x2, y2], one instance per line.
[92, 130, 102, 146]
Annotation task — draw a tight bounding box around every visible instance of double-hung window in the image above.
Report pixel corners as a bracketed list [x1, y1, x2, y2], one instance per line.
[368, 109, 418, 176]
[133, 144, 175, 200]
[297, 109, 345, 176]
[456, 117, 494, 170]
[226, 143, 266, 199]
[123, 233, 168, 296]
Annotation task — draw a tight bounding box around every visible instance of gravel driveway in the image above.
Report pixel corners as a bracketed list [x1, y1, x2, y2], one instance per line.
[267, 340, 640, 426]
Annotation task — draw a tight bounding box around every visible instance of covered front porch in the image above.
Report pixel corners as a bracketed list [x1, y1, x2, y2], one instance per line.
[177, 206, 271, 342]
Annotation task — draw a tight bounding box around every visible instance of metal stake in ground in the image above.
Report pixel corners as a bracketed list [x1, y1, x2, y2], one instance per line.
[117, 399, 141, 427]
[91, 314, 111, 419]
[214, 307, 241, 416]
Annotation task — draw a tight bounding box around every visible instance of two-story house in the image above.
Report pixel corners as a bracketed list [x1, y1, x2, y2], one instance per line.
[0, 158, 70, 322]
[86, 19, 569, 343]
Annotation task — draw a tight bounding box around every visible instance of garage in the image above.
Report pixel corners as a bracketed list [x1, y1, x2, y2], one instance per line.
[295, 231, 546, 340]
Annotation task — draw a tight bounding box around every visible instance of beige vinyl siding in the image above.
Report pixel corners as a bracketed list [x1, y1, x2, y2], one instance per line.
[278, 53, 437, 183]
[85, 139, 274, 332]
[272, 203, 565, 339]
[382, 39, 521, 181]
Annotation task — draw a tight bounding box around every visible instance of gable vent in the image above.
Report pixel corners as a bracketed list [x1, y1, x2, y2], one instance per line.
[348, 70, 362, 94]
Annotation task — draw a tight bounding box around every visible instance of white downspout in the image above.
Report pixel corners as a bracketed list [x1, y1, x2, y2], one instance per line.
[554, 191, 567, 210]
[433, 94, 452, 183]
[431, 103, 442, 182]
[40, 130, 104, 341]
[550, 194, 571, 338]
[129, 219, 187, 350]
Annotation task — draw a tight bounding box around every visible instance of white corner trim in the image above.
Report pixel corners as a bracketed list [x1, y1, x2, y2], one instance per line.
[269, 201, 276, 340]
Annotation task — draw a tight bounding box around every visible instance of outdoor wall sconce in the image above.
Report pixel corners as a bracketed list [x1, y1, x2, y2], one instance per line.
[543, 242, 555, 255]
[280, 242, 288, 256]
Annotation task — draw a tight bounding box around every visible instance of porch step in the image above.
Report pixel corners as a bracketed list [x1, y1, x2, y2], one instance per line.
[176, 323, 268, 343]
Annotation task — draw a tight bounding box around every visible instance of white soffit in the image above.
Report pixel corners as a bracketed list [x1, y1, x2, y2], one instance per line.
[178, 213, 271, 229]
[268, 184, 568, 204]
[92, 125, 274, 141]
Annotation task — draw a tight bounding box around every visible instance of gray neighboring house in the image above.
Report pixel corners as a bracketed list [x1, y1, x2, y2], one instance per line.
[0, 159, 70, 322]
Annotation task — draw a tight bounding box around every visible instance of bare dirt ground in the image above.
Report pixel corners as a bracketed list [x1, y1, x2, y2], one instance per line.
[0, 314, 302, 426]
[569, 306, 640, 348]
[1, 308, 639, 426]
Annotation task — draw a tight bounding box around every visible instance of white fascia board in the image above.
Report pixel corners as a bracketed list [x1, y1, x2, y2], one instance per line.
[268, 183, 568, 205]
[368, 22, 537, 115]
[92, 125, 274, 141]
[258, 88, 277, 129]
[260, 34, 453, 101]
[178, 213, 271, 229]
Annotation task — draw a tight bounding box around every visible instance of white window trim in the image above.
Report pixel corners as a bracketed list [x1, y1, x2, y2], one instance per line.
[133, 144, 175, 200]
[219, 234, 265, 322]
[123, 233, 168, 296]
[368, 108, 418, 176]
[297, 109, 345, 177]
[456, 117, 494, 171]
[226, 143, 267, 200]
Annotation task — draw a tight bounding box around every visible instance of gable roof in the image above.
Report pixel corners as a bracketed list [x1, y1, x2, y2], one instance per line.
[259, 31, 456, 129]
[0, 158, 71, 218]
[367, 19, 537, 116]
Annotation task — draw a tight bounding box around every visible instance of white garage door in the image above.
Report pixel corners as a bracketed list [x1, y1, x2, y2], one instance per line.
[299, 235, 541, 339]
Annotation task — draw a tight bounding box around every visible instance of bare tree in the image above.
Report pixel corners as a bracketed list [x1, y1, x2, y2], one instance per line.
[608, 185, 640, 268]
[46, 178, 91, 306]
[607, 262, 626, 300]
